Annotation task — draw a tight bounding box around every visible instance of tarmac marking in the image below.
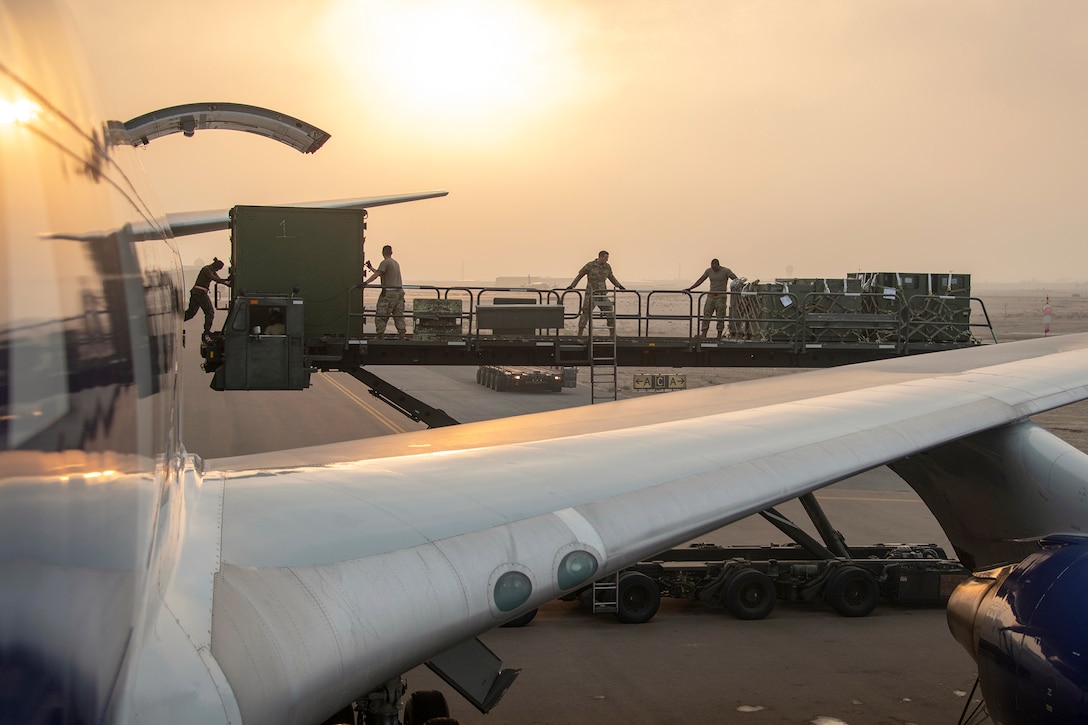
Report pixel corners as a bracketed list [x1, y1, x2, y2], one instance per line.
[318, 373, 408, 434]
[818, 494, 921, 503]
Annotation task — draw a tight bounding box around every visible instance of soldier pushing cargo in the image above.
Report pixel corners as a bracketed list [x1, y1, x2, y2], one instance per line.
[364, 244, 407, 340]
[568, 250, 626, 336]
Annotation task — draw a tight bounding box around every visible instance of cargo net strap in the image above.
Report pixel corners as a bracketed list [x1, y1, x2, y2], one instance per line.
[728, 282, 779, 342]
[904, 296, 973, 344]
[805, 294, 896, 344]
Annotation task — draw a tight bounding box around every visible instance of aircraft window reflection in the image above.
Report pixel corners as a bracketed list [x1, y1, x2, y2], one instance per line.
[0, 98, 41, 124]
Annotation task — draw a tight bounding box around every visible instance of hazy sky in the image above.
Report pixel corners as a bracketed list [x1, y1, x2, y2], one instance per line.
[69, 1, 1087, 285]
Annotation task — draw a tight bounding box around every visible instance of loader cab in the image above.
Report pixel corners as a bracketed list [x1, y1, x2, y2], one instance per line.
[202, 295, 310, 390]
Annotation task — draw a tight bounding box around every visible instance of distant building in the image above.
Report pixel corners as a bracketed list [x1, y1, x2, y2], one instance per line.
[494, 276, 566, 289]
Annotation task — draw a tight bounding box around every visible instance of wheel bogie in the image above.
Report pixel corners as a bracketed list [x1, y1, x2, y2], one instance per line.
[724, 568, 777, 620]
[826, 565, 880, 617]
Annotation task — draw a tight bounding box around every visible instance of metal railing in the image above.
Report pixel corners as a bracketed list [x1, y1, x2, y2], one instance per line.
[333, 285, 996, 351]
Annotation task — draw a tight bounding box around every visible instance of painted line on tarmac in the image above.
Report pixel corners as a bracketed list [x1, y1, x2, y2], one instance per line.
[819, 494, 921, 504]
[318, 373, 408, 435]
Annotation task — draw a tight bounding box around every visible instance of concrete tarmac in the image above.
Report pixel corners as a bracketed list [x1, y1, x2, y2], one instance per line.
[181, 346, 986, 724]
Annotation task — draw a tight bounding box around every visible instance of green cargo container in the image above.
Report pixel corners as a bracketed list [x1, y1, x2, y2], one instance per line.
[927, 273, 971, 297]
[786, 278, 868, 343]
[777, 277, 863, 314]
[230, 205, 366, 340]
[906, 274, 973, 343]
[853, 271, 973, 343]
[755, 282, 802, 342]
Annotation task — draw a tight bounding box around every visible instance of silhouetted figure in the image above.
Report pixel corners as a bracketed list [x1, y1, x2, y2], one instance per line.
[183, 258, 230, 336]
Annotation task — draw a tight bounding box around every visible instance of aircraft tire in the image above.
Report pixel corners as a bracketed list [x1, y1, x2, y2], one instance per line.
[615, 571, 660, 624]
[826, 565, 879, 617]
[724, 568, 776, 620]
[403, 690, 449, 725]
[500, 608, 538, 628]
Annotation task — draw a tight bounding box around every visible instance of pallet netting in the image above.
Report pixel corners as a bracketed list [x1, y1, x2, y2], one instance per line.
[786, 278, 865, 343]
[906, 294, 972, 343]
[756, 282, 803, 342]
[728, 280, 766, 341]
[853, 272, 972, 344]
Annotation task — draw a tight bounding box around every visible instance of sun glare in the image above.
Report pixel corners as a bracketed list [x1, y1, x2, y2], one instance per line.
[322, 0, 583, 134]
[0, 98, 41, 124]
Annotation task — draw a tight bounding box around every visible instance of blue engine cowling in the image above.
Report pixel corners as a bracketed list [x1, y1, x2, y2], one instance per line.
[949, 535, 1088, 723]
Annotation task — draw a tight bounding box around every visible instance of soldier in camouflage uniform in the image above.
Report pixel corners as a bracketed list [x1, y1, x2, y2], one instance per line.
[567, 250, 626, 335]
[364, 244, 406, 340]
[687, 258, 738, 339]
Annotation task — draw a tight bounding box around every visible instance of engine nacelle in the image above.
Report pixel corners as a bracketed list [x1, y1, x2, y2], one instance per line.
[947, 535, 1088, 723]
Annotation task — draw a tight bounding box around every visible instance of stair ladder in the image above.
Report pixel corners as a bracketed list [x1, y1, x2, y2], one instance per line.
[591, 572, 619, 614]
[589, 288, 618, 404]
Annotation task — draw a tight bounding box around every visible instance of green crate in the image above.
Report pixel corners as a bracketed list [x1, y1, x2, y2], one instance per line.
[412, 299, 463, 341]
[230, 206, 366, 340]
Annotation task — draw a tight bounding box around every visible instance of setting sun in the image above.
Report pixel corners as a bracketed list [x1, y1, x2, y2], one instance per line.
[0, 98, 40, 124]
[321, 0, 586, 135]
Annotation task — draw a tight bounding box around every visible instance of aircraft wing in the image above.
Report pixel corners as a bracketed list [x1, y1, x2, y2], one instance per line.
[174, 333, 1088, 724]
[42, 192, 449, 244]
[165, 191, 449, 238]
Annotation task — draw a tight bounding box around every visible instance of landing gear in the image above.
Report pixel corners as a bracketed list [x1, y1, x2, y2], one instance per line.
[402, 689, 450, 725]
[354, 677, 405, 725]
[340, 683, 453, 725]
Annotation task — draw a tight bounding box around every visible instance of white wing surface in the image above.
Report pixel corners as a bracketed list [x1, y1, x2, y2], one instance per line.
[194, 334, 1088, 724]
[166, 191, 449, 238]
[43, 192, 450, 244]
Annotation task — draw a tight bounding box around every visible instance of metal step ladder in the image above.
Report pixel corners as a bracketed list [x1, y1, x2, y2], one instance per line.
[591, 572, 619, 614]
[589, 289, 618, 404]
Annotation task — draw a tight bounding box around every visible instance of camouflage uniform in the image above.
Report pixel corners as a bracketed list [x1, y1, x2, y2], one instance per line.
[371, 256, 406, 338]
[574, 259, 619, 334]
[698, 265, 735, 338]
[375, 289, 406, 336]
